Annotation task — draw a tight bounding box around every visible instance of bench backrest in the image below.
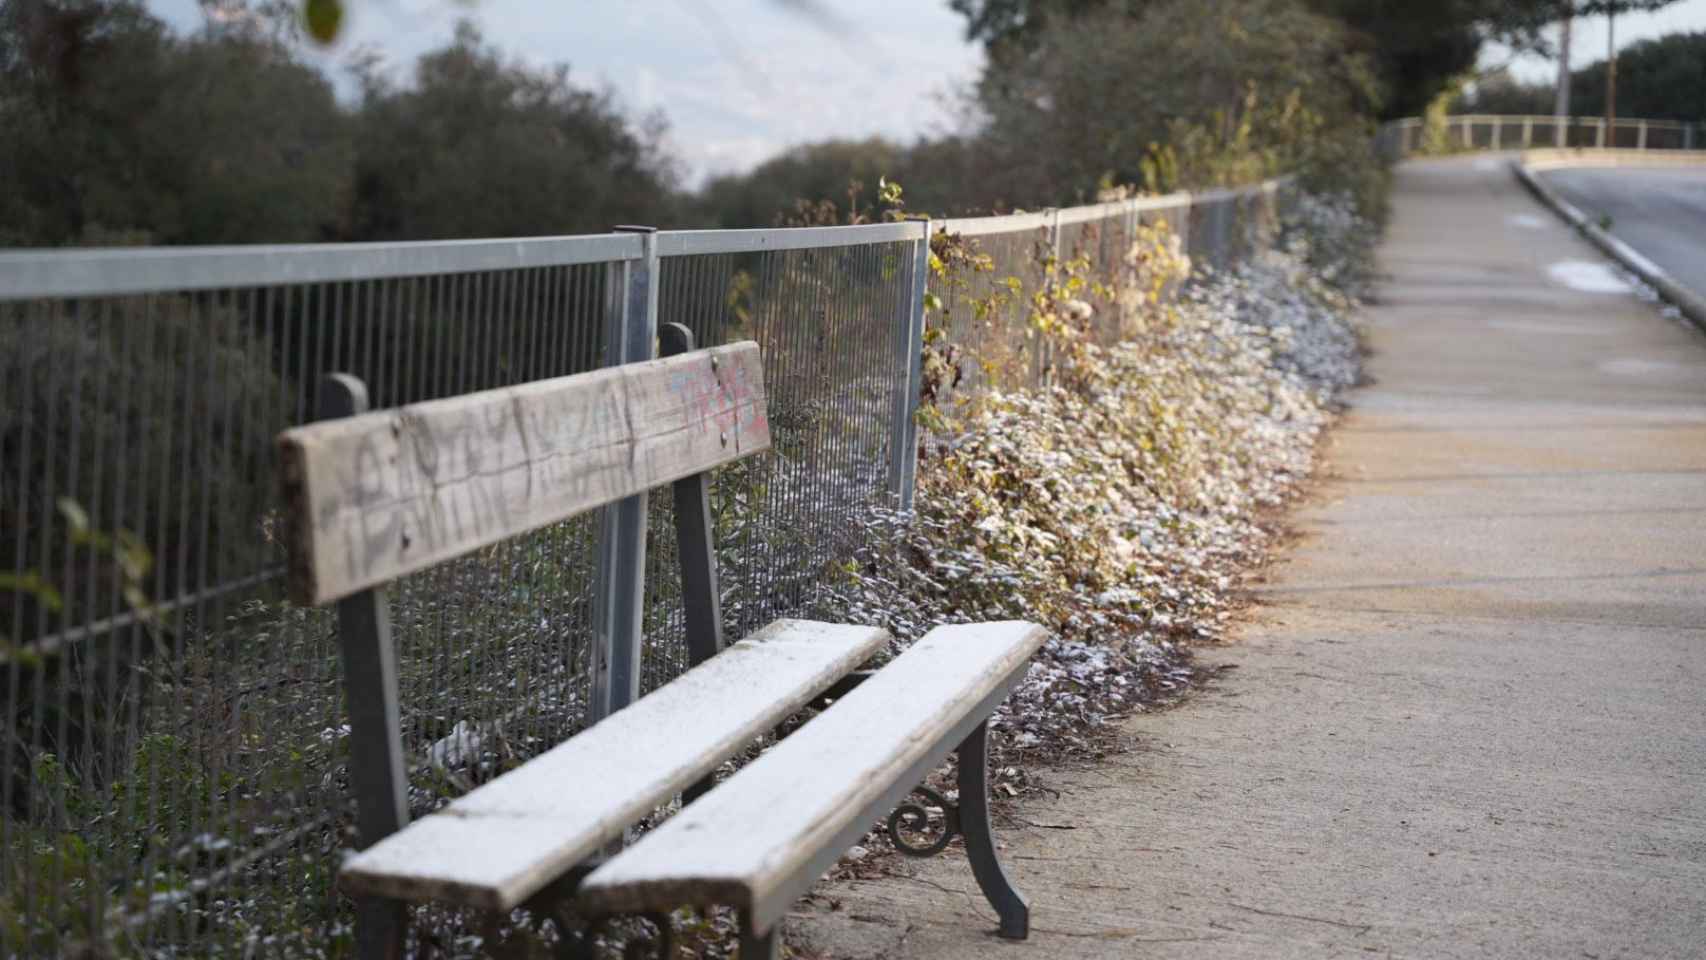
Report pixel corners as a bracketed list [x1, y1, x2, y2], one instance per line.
[275, 325, 771, 915]
[277, 330, 770, 606]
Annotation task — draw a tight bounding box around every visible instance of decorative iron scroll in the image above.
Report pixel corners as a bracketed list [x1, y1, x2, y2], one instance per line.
[887, 785, 961, 858]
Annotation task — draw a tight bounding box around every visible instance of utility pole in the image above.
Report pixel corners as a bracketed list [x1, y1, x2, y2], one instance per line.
[1555, 2, 1573, 120]
[1604, 11, 1618, 141]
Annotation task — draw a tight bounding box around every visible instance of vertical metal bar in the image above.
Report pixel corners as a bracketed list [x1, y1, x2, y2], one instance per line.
[1493, 114, 1502, 149]
[1044, 210, 1062, 386]
[115, 295, 152, 943]
[1596, 118, 1607, 148]
[1638, 120, 1648, 150]
[657, 322, 722, 668]
[1686, 123, 1696, 151]
[1523, 116, 1533, 148]
[742, 249, 785, 635]
[658, 320, 723, 803]
[793, 246, 827, 608]
[319, 374, 409, 960]
[888, 223, 929, 511]
[590, 233, 656, 722]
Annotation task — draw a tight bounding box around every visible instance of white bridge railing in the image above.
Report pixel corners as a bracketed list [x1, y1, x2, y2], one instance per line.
[1378, 114, 1704, 160]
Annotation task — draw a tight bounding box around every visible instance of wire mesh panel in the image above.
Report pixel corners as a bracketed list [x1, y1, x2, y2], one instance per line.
[643, 237, 915, 691]
[1185, 192, 1239, 271]
[932, 219, 1054, 395]
[0, 245, 626, 956]
[1058, 208, 1140, 348]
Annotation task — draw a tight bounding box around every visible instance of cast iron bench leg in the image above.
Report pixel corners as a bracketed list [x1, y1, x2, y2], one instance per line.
[958, 720, 1030, 939]
[740, 910, 779, 959]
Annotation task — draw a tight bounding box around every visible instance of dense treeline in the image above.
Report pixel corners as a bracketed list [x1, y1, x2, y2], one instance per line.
[0, 1, 681, 246]
[705, 0, 1388, 221]
[1465, 31, 1706, 122]
[7, 0, 1698, 242]
[949, 0, 1685, 119]
[701, 0, 1694, 221]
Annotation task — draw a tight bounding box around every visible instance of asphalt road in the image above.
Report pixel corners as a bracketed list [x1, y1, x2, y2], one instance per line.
[1539, 166, 1706, 301]
[797, 155, 1706, 959]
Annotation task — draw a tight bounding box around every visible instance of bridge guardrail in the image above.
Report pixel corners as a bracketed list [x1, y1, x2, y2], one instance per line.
[1377, 114, 1705, 161]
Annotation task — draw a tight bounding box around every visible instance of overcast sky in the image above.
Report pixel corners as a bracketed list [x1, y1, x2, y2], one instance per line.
[149, 0, 986, 186]
[144, 1, 1706, 187]
[1485, 0, 1706, 82]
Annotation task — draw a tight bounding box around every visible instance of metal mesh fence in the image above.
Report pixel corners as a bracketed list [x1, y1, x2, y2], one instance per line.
[640, 238, 915, 692]
[1, 248, 624, 955]
[930, 216, 1055, 395]
[0, 182, 1284, 955]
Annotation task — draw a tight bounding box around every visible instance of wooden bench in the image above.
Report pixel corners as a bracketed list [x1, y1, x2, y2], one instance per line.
[276, 323, 1045, 959]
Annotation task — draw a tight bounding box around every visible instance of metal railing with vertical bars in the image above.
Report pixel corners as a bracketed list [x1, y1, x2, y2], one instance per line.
[1377, 114, 1705, 160]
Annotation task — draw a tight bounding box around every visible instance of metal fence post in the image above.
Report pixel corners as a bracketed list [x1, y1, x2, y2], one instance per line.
[1126, 198, 1140, 282]
[1493, 115, 1503, 149]
[1214, 195, 1231, 268]
[589, 227, 658, 722]
[1637, 120, 1648, 150]
[1596, 118, 1607, 148]
[888, 219, 930, 512]
[1046, 208, 1062, 386]
[1688, 123, 1697, 151]
[1523, 116, 1533, 148]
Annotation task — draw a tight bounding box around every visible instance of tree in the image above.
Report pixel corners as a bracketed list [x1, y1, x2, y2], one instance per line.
[1566, 30, 1706, 122]
[947, 0, 1678, 120]
[1583, 1, 1687, 130]
[1468, 67, 1556, 114]
[971, 0, 1380, 207]
[0, 0, 349, 245]
[348, 22, 681, 240]
[694, 135, 997, 226]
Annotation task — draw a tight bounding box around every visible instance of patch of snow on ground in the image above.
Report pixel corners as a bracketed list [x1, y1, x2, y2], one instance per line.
[1547, 260, 1634, 294]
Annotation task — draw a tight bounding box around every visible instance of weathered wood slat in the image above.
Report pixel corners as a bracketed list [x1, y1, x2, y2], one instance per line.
[277, 342, 769, 606]
[577, 621, 1047, 917]
[337, 619, 887, 910]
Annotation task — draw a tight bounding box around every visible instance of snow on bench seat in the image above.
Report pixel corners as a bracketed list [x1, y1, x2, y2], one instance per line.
[578, 621, 1046, 926]
[338, 619, 887, 910]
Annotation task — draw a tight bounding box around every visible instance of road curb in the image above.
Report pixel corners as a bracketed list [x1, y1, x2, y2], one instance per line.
[1510, 158, 1706, 335]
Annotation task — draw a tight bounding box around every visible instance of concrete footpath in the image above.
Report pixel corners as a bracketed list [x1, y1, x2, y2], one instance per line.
[796, 156, 1706, 958]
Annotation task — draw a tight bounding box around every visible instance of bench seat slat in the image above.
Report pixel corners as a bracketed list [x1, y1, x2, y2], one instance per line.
[338, 619, 887, 910]
[577, 621, 1046, 920]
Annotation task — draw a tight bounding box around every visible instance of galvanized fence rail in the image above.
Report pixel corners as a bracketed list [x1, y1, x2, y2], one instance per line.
[1377, 114, 1705, 160]
[0, 179, 1284, 956]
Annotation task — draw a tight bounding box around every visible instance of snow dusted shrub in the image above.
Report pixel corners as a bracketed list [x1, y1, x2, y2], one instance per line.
[1276, 188, 1382, 300]
[812, 192, 1368, 759]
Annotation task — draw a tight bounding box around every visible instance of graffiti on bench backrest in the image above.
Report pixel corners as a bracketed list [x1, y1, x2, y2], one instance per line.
[279, 342, 771, 605]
